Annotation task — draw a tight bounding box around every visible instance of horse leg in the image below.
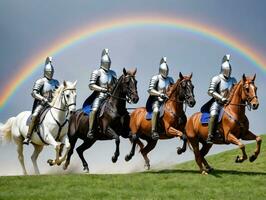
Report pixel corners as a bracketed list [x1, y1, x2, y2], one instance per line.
[106, 127, 120, 163]
[188, 137, 206, 174]
[46, 133, 61, 166]
[199, 142, 213, 172]
[125, 134, 138, 162]
[227, 133, 247, 163]
[76, 140, 96, 172]
[57, 137, 71, 166]
[167, 127, 187, 155]
[140, 139, 158, 170]
[63, 135, 78, 170]
[14, 137, 27, 175]
[31, 144, 44, 175]
[240, 130, 262, 162]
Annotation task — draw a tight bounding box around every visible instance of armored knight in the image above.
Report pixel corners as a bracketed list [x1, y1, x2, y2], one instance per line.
[87, 49, 117, 139]
[147, 57, 174, 140]
[206, 54, 237, 144]
[23, 57, 60, 145]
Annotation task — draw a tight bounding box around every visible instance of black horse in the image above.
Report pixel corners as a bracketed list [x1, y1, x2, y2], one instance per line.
[63, 68, 139, 172]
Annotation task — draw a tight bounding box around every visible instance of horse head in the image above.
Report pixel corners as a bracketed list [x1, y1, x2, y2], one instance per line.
[173, 72, 196, 107]
[121, 68, 139, 104]
[241, 74, 259, 110]
[62, 80, 77, 115]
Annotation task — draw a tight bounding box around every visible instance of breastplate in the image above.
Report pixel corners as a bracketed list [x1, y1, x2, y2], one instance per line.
[42, 79, 58, 101]
[218, 77, 235, 98]
[156, 76, 171, 93]
[97, 69, 113, 88]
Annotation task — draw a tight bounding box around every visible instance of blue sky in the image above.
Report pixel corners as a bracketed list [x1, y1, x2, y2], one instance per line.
[0, 0, 265, 175]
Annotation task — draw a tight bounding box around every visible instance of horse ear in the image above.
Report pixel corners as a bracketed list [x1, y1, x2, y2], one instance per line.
[73, 80, 77, 87]
[242, 74, 246, 82]
[133, 68, 137, 75]
[252, 74, 256, 82]
[123, 68, 127, 75]
[179, 72, 184, 80]
[63, 80, 67, 87]
[189, 72, 193, 79]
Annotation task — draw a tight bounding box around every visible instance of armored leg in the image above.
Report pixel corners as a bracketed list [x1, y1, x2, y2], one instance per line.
[87, 110, 97, 139]
[151, 109, 159, 140]
[206, 115, 218, 144]
[23, 105, 43, 145]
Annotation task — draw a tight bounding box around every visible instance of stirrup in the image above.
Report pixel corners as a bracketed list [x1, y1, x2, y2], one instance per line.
[23, 138, 31, 145]
[206, 135, 213, 144]
[87, 131, 94, 139]
[151, 131, 159, 140]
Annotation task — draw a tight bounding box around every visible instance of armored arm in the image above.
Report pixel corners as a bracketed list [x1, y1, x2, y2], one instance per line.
[148, 75, 161, 96]
[208, 76, 224, 101]
[89, 70, 107, 92]
[31, 78, 46, 101]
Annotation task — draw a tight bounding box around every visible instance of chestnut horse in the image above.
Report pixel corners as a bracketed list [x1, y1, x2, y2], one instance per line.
[186, 74, 261, 174]
[125, 73, 196, 169]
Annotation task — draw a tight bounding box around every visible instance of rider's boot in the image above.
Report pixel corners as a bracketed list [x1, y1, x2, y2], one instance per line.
[151, 111, 159, 140]
[87, 110, 96, 139]
[206, 115, 218, 144]
[23, 115, 38, 145]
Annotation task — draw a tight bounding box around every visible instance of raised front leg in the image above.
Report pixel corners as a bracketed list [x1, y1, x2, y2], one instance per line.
[241, 130, 262, 162]
[167, 127, 187, 154]
[226, 132, 247, 163]
[125, 134, 139, 162]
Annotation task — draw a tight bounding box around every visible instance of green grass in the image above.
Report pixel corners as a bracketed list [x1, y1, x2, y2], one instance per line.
[0, 135, 266, 200]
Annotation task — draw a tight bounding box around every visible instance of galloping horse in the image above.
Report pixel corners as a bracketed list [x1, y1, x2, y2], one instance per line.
[0, 81, 77, 175]
[186, 74, 261, 174]
[63, 68, 139, 172]
[125, 73, 196, 169]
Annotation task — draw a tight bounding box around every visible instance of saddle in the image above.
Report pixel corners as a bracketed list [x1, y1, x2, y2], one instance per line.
[200, 99, 224, 125]
[145, 96, 165, 120]
[26, 106, 50, 126]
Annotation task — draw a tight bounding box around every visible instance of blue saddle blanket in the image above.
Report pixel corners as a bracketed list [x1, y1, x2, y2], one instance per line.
[200, 99, 224, 124]
[145, 96, 164, 120]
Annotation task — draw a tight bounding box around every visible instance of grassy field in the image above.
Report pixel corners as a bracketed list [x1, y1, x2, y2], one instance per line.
[0, 135, 265, 200]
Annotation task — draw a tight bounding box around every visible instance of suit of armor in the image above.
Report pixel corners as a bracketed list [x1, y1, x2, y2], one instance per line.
[87, 49, 117, 139]
[23, 57, 59, 145]
[206, 54, 237, 144]
[148, 57, 174, 140]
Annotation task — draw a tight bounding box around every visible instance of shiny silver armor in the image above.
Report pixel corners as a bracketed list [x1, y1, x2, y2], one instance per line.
[44, 57, 54, 80]
[100, 49, 111, 71]
[24, 57, 59, 145]
[208, 54, 236, 116]
[148, 57, 174, 139]
[87, 49, 117, 139]
[89, 68, 117, 110]
[159, 57, 169, 78]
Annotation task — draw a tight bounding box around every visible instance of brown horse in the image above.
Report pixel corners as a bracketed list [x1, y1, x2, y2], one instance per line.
[186, 74, 261, 174]
[125, 73, 196, 169]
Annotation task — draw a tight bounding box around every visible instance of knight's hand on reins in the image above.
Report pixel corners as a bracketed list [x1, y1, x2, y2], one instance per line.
[160, 93, 169, 100]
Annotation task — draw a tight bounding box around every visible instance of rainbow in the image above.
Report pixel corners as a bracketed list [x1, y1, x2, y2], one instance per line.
[1, 16, 266, 111]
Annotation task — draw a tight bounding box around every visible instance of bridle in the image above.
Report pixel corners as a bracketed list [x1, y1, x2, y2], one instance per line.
[51, 88, 77, 112]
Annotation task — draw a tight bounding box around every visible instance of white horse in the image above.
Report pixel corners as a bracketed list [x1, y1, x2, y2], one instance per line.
[0, 80, 77, 175]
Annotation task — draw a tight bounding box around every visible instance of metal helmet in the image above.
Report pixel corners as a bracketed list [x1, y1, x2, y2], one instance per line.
[220, 54, 232, 79]
[100, 49, 111, 71]
[44, 57, 54, 80]
[159, 57, 169, 78]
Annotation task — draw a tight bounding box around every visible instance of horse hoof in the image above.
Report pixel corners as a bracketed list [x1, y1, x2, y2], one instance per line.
[206, 167, 214, 173]
[177, 147, 183, 155]
[112, 156, 118, 163]
[144, 164, 150, 170]
[47, 159, 54, 166]
[201, 171, 208, 175]
[249, 155, 257, 162]
[63, 165, 67, 171]
[125, 155, 131, 162]
[83, 166, 89, 173]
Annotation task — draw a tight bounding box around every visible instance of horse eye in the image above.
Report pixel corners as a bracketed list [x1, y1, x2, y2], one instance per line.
[66, 94, 70, 98]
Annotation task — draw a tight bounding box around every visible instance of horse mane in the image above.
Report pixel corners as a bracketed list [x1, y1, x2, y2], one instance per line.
[226, 80, 242, 104]
[166, 79, 180, 98]
[111, 74, 123, 95]
[50, 84, 64, 106]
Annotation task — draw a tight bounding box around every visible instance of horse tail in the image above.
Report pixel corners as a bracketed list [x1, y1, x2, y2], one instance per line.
[0, 117, 15, 143]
